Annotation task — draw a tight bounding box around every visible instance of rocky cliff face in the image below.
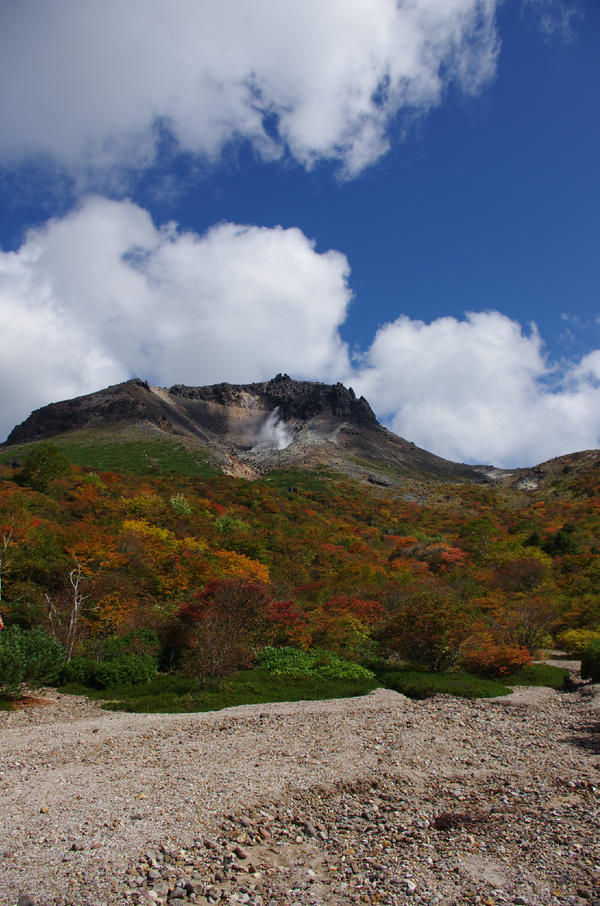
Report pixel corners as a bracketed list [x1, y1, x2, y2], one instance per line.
[169, 373, 377, 427]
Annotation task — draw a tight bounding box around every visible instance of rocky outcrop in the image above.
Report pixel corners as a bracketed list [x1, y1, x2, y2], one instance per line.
[4, 379, 212, 446]
[169, 374, 378, 427]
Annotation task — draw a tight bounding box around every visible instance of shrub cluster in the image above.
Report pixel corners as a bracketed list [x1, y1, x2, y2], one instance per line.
[62, 652, 158, 689]
[61, 630, 160, 689]
[556, 628, 600, 657]
[0, 626, 66, 693]
[460, 639, 532, 677]
[259, 645, 374, 680]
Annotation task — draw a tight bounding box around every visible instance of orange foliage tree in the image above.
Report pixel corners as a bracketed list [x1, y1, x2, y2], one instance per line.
[309, 595, 384, 660]
[379, 584, 473, 671]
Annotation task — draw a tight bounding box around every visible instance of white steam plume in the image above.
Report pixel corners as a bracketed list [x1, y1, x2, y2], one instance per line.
[252, 409, 292, 451]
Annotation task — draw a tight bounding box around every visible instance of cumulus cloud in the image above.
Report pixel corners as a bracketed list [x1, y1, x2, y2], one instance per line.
[351, 311, 600, 467]
[0, 0, 498, 178]
[0, 197, 351, 440]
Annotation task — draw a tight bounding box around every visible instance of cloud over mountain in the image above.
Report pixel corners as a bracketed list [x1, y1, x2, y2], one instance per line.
[353, 311, 600, 467]
[0, 198, 351, 441]
[2, 199, 600, 467]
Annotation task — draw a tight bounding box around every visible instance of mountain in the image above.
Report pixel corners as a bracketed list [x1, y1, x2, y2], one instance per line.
[3, 375, 492, 486]
[6, 375, 599, 490]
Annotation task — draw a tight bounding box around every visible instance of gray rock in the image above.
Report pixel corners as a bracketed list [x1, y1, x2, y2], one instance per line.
[153, 881, 170, 899]
[302, 821, 317, 838]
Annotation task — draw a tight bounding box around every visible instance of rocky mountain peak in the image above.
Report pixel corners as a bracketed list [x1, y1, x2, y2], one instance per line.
[168, 374, 377, 428]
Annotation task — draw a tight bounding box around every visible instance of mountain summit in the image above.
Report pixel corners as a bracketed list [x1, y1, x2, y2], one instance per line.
[5, 375, 490, 485]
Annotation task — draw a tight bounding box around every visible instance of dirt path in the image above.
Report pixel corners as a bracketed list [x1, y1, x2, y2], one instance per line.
[1, 682, 599, 906]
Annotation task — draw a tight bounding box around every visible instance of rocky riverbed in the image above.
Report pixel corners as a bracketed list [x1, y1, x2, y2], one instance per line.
[1, 679, 599, 906]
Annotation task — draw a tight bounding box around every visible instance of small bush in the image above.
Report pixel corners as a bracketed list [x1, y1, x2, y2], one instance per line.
[61, 656, 97, 686]
[259, 646, 374, 681]
[460, 640, 532, 677]
[215, 515, 249, 534]
[62, 653, 158, 689]
[19, 441, 70, 491]
[581, 641, 600, 683]
[98, 629, 161, 661]
[95, 654, 158, 687]
[0, 626, 66, 693]
[0, 634, 27, 692]
[556, 628, 600, 657]
[170, 493, 192, 517]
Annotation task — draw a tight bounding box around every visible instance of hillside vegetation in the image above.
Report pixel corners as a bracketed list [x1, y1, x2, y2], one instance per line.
[0, 436, 597, 706]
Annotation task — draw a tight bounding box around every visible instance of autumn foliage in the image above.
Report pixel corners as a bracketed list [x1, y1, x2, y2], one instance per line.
[174, 579, 274, 680]
[1, 440, 599, 682]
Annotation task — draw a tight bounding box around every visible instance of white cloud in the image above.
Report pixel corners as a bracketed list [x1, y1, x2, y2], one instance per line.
[0, 197, 351, 441]
[521, 0, 583, 42]
[0, 246, 125, 438]
[573, 350, 600, 384]
[351, 311, 600, 466]
[0, 0, 498, 178]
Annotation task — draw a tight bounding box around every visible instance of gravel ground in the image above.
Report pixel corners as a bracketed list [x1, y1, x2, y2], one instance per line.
[1, 678, 599, 906]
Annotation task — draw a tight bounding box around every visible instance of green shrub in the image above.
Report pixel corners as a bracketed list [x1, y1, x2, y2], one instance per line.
[67, 648, 160, 688]
[62, 653, 158, 689]
[556, 628, 600, 657]
[170, 493, 192, 517]
[581, 641, 600, 683]
[94, 629, 160, 661]
[61, 656, 97, 686]
[0, 626, 66, 693]
[0, 634, 27, 692]
[215, 515, 249, 534]
[94, 654, 158, 687]
[19, 441, 70, 491]
[258, 646, 374, 681]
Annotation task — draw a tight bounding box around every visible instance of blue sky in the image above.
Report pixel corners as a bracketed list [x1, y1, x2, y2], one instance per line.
[0, 0, 598, 466]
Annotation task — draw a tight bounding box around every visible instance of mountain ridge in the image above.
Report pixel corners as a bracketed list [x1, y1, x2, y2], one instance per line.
[4, 375, 600, 490]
